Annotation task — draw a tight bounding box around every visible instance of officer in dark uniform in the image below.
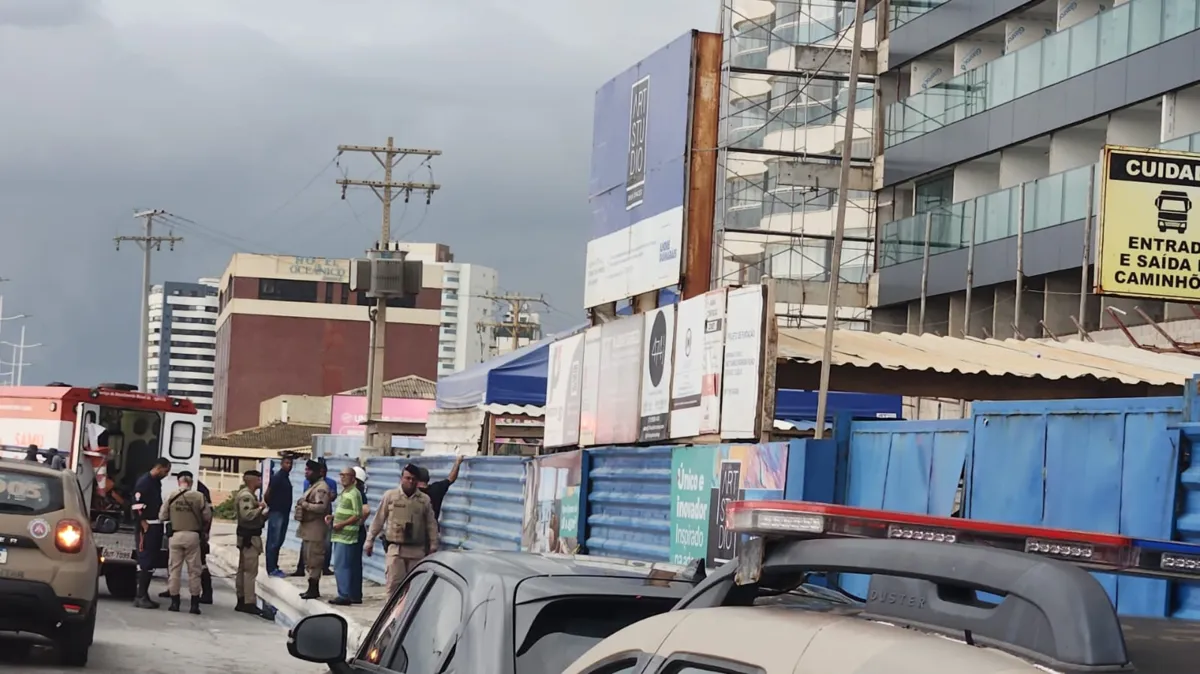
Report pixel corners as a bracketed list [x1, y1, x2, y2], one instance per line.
[133, 457, 172, 609]
[159, 471, 215, 604]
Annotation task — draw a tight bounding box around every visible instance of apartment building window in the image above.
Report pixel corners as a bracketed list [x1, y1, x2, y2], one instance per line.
[259, 278, 318, 303]
[914, 173, 953, 215]
[443, 289, 458, 300]
[324, 283, 333, 304]
[341, 284, 349, 304]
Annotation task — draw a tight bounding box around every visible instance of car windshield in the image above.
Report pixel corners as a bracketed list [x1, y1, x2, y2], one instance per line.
[0, 469, 61, 514]
[514, 594, 681, 674]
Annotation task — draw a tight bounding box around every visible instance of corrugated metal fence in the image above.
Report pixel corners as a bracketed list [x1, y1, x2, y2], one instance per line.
[584, 446, 673, 562]
[1171, 423, 1200, 620]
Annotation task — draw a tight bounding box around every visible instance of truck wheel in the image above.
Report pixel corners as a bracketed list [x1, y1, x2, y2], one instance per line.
[57, 603, 95, 667]
[105, 567, 137, 599]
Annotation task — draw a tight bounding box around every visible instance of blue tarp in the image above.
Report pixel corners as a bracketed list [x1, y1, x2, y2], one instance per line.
[435, 324, 588, 409]
[437, 324, 904, 420]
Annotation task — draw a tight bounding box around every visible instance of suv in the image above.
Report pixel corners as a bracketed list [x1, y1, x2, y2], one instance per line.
[566, 501, 1196, 674]
[286, 550, 698, 674]
[0, 458, 100, 667]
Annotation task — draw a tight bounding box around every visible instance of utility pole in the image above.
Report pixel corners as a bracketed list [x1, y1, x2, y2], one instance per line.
[813, 0, 867, 440]
[115, 210, 183, 391]
[336, 138, 441, 451]
[2, 325, 42, 386]
[0, 296, 28, 343]
[478, 293, 547, 352]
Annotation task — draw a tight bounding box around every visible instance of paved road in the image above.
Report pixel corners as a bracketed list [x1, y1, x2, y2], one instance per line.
[0, 573, 327, 674]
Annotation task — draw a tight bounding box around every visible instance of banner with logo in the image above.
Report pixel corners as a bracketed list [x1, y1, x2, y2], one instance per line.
[543, 333, 586, 448]
[720, 285, 766, 439]
[521, 450, 586, 554]
[595, 316, 644, 445]
[668, 442, 789, 567]
[638, 305, 676, 442]
[669, 288, 726, 438]
[577, 327, 603, 446]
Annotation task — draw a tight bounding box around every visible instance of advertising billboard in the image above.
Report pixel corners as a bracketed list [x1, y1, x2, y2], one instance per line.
[720, 285, 767, 439]
[1096, 144, 1200, 302]
[585, 31, 695, 308]
[669, 288, 726, 438]
[543, 333, 586, 449]
[638, 305, 676, 442]
[594, 315, 644, 445]
[522, 450, 586, 554]
[577, 327, 603, 446]
[330, 395, 437, 436]
[668, 442, 789, 567]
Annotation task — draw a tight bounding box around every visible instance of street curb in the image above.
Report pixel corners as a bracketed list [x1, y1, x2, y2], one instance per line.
[208, 541, 370, 649]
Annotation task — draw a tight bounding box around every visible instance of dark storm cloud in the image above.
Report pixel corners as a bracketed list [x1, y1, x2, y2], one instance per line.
[0, 1, 716, 385]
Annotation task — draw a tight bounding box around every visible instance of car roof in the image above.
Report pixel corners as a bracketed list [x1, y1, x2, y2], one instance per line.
[430, 549, 687, 584]
[567, 607, 1045, 674]
[0, 457, 66, 479]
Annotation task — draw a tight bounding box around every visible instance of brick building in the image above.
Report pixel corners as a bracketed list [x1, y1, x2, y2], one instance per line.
[210, 252, 448, 434]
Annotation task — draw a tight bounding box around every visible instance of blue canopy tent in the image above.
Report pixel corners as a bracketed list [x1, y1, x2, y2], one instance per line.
[436, 323, 902, 420]
[435, 324, 588, 409]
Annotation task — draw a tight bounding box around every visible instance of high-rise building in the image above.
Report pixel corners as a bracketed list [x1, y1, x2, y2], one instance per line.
[391, 244, 499, 377]
[147, 279, 219, 432]
[870, 0, 1200, 338]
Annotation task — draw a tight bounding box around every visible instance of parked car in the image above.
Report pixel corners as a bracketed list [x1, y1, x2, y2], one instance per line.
[566, 501, 1196, 674]
[286, 549, 701, 674]
[0, 458, 107, 667]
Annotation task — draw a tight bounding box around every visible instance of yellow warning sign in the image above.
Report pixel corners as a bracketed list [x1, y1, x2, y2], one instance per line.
[1097, 144, 1200, 301]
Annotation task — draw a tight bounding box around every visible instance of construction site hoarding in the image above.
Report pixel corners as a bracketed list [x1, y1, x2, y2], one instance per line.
[542, 333, 585, 449]
[593, 316, 644, 445]
[584, 30, 720, 309]
[1096, 144, 1200, 302]
[669, 288, 726, 439]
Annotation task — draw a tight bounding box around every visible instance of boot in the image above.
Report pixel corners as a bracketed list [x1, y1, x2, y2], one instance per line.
[289, 568, 306, 577]
[199, 569, 213, 605]
[132, 571, 159, 609]
[168, 596, 181, 612]
[234, 595, 245, 611]
[299, 578, 320, 600]
[159, 589, 172, 598]
[189, 596, 201, 615]
[235, 601, 262, 616]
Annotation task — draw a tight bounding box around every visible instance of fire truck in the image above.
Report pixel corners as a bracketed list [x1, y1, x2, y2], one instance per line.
[0, 383, 203, 598]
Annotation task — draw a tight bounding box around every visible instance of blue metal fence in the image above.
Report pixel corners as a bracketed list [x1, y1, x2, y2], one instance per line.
[967, 398, 1183, 617]
[584, 446, 673, 562]
[1172, 424, 1200, 619]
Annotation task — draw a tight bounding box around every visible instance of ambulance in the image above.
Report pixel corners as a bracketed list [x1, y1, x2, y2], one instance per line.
[0, 383, 202, 598]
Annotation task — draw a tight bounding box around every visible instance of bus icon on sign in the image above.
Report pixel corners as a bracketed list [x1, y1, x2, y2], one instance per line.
[1155, 190, 1191, 234]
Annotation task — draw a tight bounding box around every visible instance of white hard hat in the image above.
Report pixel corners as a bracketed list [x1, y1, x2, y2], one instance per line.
[352, 466, 367, 482]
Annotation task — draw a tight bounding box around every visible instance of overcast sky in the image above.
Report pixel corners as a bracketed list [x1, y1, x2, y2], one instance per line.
[0, 0, 717, 386]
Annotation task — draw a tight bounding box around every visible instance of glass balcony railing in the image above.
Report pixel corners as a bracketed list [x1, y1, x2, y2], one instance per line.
[878, 129, 1200, 267]
[890, 0, 949, 30]
[885, 0, 1200, 147]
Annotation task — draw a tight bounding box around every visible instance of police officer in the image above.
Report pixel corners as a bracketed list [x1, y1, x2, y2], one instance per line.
[158, 472, 215, 604]
[132, 458, 172, 609]
[294, 459, 331, 600]
[160, 472, 211, 614]
[364, 463, 438, 597]
[233, 469, 267, 615]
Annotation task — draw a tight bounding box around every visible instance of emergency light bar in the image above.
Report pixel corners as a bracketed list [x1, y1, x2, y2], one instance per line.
[725, 500, 1200, 582]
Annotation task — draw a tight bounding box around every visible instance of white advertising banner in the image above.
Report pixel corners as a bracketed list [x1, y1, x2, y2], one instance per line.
[638, 305, 675, 442]
[669, 288, 726, 438]
[577, 327, 603, 447]
[584, 205, 684, 308]
[543, 333, 585, 448]
[595, 316, 644, 445]
[720, 285, 766, 439]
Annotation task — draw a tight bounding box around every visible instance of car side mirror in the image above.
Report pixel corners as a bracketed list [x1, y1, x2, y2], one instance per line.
[92, 515, 119, 535]
[288, 613, 348, 664]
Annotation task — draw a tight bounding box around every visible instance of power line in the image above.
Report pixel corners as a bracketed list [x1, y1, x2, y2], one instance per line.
[477, 293, 548, 352]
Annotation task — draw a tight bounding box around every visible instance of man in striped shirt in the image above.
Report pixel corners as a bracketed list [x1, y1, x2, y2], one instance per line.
[327, 466, 364, 606]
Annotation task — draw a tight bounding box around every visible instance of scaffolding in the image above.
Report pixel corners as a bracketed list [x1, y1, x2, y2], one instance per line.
[714, 0, 881, 330]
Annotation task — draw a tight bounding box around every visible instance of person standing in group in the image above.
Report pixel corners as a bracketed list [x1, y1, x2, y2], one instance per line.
[364, 463, 438, 596]
[158, 471, 215, 604]
[416, 454, 464, 521]
[233, 469, 268, 615]
[160, 472, 211, 614]
[24, 444, 39, 462]
[293, 459, 337, 578]
[294, 460, 331, 600]
[263, 452, 294, 578]
[43, 447, 66, 470]
[352, 466, 370, 603]
[132, 458, 172, 609]
[328, 466, 364, 606]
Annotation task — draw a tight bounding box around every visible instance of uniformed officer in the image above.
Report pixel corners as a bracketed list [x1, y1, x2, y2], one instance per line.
[132, 457, 172, 609]
[364, 463, 439, 597]
[233, 469, 268, 615]
[159, 472, 211, 614]
[159, 472, 215, 604]
[294, 459, 331, 600]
